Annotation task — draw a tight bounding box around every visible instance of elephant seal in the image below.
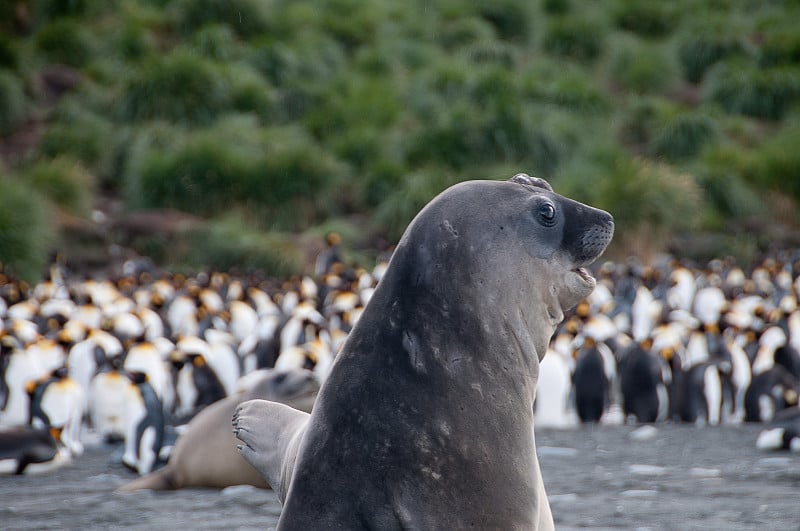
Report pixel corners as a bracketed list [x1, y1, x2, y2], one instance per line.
[117, 369, 319, 492]
[233, 175, 614, 529]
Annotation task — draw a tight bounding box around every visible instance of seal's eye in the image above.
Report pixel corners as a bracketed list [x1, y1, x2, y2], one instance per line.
[538, 203, 557, 226]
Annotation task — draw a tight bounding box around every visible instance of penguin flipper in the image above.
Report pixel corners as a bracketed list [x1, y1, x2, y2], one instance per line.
[115, 465, 176, 492]
[232, 399, 309, 504]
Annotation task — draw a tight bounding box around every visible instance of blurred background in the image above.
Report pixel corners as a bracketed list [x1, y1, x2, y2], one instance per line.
[1, 0, 799, 281]
[2, 5, 800, 528]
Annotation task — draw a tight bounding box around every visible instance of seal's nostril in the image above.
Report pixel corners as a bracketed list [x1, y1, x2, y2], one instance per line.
[577, 223, 614, 264]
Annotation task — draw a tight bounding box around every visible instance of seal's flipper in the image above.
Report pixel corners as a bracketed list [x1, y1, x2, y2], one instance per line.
[233, 399, 308, 503]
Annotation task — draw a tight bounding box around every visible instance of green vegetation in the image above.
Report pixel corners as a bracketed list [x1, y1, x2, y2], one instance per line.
[0, 70, 27, 135]
[677, 29, 746, 83]
[609, 38, 676, 94]
[543, 15, 605, 62]
[0, 177, 53, 282]
[0, 34, 17, 69]
[181, 214, 303, 277]
[119, 50, 235, 125]
[20, 156, 95, 216]
[34, 18, 97, 67]
[747, 123, 800, 201]
[612, 0, 679, 38]
[704, 60, 800, 120]
[40, 102, 115, 173]
[649, 110, 719, 161]
[0, 0, 799, 279]
[171, 0, 272, 39]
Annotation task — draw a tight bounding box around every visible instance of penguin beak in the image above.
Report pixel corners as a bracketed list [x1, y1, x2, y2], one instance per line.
[49, 426, 63, 442]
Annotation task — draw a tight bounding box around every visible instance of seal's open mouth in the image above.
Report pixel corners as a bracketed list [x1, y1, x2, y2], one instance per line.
[572, 267, 595, 285]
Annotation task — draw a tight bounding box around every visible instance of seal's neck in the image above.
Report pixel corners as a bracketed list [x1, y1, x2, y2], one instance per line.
[347, 245, 544, 408]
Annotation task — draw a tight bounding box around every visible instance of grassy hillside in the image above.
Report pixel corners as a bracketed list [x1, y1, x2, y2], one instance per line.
[1, 0, 799, 279]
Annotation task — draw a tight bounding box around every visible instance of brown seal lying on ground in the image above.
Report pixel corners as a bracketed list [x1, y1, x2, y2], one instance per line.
[118, 369, 318, 492]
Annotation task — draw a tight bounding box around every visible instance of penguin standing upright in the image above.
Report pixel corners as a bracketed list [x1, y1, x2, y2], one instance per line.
[123, 342, 172, 413]
[535, 340, 577, 428]
[171, 351, 227, 421]
[0, 342, 9, 413]
[89, 357, 136, 442]
[27, 371, 59, 431]
[720, 328, 752, 423]
[248, 316, 282, 371]
[315, 232, 343, 277]
[679, 361, 732, 426]
[619, 339, 669, 423]
[122, 371, 165, 475]
[774, 340, 800, 380]
[572, 337, 611, 423]
[1, 336, 47, 427]
[66, 338, 107, 412]
[27, 367, 85, 456]
[753, 326, 791, 376]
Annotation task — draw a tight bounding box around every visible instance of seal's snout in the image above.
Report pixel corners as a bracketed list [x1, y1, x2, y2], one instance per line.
[562, 201, 614, 267]
[559, 206, 613, 309]
[578, 216, 614, 264]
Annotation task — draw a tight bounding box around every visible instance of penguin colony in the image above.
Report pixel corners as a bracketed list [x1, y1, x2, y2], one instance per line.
[0, 253, 386, 474]
[2, 250, 800, 476]
[539, 253, 800, 453]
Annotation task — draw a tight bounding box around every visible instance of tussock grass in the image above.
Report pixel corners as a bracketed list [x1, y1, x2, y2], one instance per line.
[21, 156, 95, 217]
[543, 15, 604, 62]
[0, 70, 27, 135]
[0, 178, 53, 282]
[0, 34, 17, 69]
[649, 111, 719, 161]
[612, 0, 679, 38]
[34, 18, 96, 67]
[183, 214, 302, 277]
[704, 60, 800, 120]
[170, 0, 272, 39]
[609, 38, 676, 94]
[119, 50, 232, 125]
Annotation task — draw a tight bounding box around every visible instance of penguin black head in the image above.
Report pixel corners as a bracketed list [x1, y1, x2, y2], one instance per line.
[127, 370, 148, 385]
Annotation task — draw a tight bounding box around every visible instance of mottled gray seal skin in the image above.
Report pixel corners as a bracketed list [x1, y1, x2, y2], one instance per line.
[234, 175, 614, 530]
[117, 369, 319, 492]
